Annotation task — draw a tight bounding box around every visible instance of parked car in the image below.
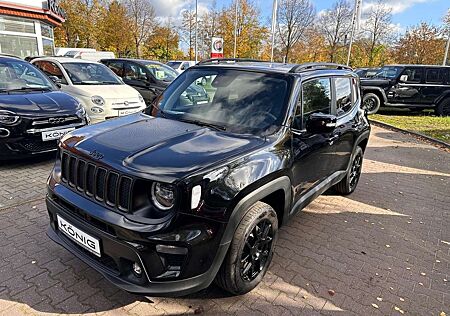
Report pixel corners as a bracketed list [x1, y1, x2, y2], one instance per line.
[355, 67, 380, 78]
[101, 58, 180, 104]
[45, 60, 370, 296]
[65, 51, 115, 62]
[361, 64, 450, 115]
[167, 60, 196, 73]
[0, 56, 88, 159]
[32, 57, 146, 124]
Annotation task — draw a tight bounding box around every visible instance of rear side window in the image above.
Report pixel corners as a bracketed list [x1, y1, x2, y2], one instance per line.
[335, 77, 352, 116]
[401, 68, 423, 83]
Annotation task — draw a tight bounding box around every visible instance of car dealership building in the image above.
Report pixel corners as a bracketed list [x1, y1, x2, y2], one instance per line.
[0, 0, 65, 58]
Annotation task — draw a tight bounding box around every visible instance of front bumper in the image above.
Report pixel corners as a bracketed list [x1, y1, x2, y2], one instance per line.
[46, 186, 230, 296]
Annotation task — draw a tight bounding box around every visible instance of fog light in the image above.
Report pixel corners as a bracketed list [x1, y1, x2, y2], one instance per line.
[133, 262, 142, 275]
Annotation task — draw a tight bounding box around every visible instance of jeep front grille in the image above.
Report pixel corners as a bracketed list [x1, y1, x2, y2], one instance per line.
[61, 152, 133, 212]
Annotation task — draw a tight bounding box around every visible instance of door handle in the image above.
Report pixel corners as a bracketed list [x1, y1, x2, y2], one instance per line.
[328, 134, 339, 145]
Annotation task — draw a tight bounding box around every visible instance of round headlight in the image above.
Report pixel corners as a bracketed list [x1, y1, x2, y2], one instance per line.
[138, 94, 145, 103]
[0, 110, 20, 125]
[151, 182, 176, 211]
[91, 95, 105, 106]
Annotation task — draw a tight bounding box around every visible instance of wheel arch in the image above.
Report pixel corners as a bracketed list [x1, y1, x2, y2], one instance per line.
[220, 176, 291, 245]
[362, 87, 387, 104]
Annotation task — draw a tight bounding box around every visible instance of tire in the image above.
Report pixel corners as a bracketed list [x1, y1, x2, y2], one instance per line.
[334, 146, 364, 195]
[362, 93, 381, 115]
[436, 98, 450, 116]
[215, 201, 278, 295]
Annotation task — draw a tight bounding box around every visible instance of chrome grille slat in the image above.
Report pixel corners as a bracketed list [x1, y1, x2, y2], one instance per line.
[60, 152, 132, 212]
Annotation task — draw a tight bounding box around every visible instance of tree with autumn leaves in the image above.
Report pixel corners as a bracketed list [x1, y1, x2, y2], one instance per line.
[54, 0, 450, 67]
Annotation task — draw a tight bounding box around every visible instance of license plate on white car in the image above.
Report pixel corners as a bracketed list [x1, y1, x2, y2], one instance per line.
[118, 109, 140, 116]
[41, 127, 75, 141]
[57, 215, 101, 257]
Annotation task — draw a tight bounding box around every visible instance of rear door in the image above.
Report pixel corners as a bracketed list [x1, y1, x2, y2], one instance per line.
[421, 68, 449, 105]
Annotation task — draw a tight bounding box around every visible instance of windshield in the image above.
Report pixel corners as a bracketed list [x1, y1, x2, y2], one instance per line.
[374, 66, 403, 79]
[154, 69, 292, 134]
[0, 60, 54, 92]
[145, 63, 178, 82]
[62, 62, 122, 85]
[167, 62, 181, 70]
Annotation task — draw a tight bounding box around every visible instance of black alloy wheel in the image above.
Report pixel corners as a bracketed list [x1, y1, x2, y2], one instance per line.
[239, 219, 274, 282]
[362, 93, 381, 114]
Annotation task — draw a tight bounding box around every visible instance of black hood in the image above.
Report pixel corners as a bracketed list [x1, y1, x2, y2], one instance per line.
[360, 77, 392, 87]
[0, 91, 80, 116]
[63, 114, 266, 182]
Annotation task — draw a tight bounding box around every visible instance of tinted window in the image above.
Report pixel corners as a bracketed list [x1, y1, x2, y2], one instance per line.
[375, 66, 402, 79]
[302, 78, 332, 127]
[0, 60, 54, 91]
[144, 63, 178, 82]
[335, 77, 352, 115]
[402, 68, 423, 83]
[156, 69, 292, 134]
[107, 61, 124, 77]
[124, 63, 147, 81]
[426, 68, 444, 83]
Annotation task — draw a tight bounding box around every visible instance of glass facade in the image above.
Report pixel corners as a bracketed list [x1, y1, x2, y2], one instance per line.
[0, 16, 54, 58]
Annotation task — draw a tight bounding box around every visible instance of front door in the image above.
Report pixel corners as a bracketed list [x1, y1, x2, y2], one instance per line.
[122, 62, 158, 104]
[290, 77, 336, 202]
[389, 67, 424, 105]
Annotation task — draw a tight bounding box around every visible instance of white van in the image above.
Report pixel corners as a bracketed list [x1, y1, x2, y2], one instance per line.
[56, 47, 96, 56]
[32, 57, 146, 124]
[167, 60, 196, 73]
[65, 51, 115, 62]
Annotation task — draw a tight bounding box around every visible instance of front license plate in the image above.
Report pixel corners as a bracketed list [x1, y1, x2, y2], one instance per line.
[41, 127, 75, 141]
[57, 215, 101, 257]
[118, 109, 139, 116]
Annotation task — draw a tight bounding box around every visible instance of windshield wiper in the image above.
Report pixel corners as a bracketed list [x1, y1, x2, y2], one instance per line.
[4, 86, 52, 92]
[177, 118, 227, 131]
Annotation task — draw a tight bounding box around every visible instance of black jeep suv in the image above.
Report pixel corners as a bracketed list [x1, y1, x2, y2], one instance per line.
[46, 60, 370, 296]
[361, 64, 450, 115]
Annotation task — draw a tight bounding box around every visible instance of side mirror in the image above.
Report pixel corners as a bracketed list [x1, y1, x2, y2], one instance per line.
[306, 113, 337, 134]
[48, 75, 62, 88]
[399, 75, 408, 82]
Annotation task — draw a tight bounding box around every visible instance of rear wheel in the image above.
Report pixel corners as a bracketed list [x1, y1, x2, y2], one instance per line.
[362, 93, 381, 114]
[215, 201, 278, 295]
[436, 98, 450, 116]
[334, 146, 364, 195]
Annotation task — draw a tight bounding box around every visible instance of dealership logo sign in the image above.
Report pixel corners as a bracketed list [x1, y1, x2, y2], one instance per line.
[47, 0, 67, 20]
[211, 37, 224, 59]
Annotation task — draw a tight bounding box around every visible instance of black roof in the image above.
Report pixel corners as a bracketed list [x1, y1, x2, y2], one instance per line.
[195, 59, 354, 76]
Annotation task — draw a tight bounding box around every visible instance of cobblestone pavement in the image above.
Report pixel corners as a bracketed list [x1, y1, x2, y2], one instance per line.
[0, 125, 449, 316]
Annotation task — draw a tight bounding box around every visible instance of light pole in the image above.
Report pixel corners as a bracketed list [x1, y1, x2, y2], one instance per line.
[195, 0, 198, 63]
[270, 0, 278, 62]
[233, 0, 239, 58]
[444, 35, 450, 66]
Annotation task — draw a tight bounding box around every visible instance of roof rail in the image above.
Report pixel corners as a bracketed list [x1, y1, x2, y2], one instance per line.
[289, 62, 352, 73]
[198, 58, 265, 65]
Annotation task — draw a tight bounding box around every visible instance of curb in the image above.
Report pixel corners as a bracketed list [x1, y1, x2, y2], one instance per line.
[369, 119, 450, 150]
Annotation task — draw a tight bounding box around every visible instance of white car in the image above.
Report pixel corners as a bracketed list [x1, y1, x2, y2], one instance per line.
[32, 57, 146, 124]
[166, 60, 196, 74]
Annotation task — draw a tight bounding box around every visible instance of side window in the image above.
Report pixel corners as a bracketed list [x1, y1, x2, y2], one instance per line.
[124, 63, 147, 81]
[107, 61, 124, 77]
[401, 68, 423, 83]
[34, 61, 67, 84]
[182, 62, 190, 70]
[296, 78, 332, 129]
[335, 77, 352, 116]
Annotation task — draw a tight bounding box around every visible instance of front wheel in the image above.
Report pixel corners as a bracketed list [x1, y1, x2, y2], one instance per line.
[362, 93, 381, 114]
[334, 146, 364, 195]
[215, 201, 278, 295]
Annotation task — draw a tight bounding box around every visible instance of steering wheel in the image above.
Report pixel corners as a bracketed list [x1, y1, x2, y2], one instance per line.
[253, 111, 277, 123]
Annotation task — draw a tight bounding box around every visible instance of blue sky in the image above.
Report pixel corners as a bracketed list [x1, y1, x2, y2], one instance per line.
[152, 0, 449, 32]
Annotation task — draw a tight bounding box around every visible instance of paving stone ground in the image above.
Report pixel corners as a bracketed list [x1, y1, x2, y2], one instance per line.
[0, 125, 449, 316]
